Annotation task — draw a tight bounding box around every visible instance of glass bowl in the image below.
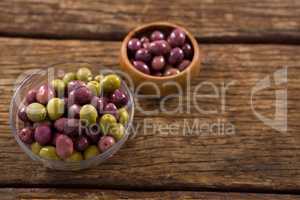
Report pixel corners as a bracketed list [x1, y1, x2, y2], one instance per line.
[9, 62, 134, 170]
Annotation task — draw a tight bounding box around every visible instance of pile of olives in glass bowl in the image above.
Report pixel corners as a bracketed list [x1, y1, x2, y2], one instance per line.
[9, 62, 134, 170]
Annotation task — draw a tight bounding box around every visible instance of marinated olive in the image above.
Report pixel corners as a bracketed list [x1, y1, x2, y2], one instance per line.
[18, 127, 34, 144]
[36, 84, 55, 105]
[51, 79, 65, 97]
[168, 47, 184, 65]
[135, 48, 152, 63]
[104, 103, 118, 118]
[182, 43, 193, 58]
[47, 98, 65, 120]
[80, 104, 98, 125]
[111, 89, 128, 108]
[101, 74, 121, 93]
[168, 28, 186, 47]
[56, 134, 74, 159]
[73, 86, 92, 105]
[26, 103, 47, 122]
[150, 30, 165, 41]
[109, 123, 125, 141]
[54, 117, 67, 133]
[39, 146, 60, 160]
[66, 151, 83, 161]
[140, 36, 150, 44]
[18, 106, 30, 122]
[151, 56, 165, 71]
[127, 38, 141, 52]
[63, 72, 77, 85]
[100, 114, 117, 134]
[98, 136, 116, 152]
[76, 67, 92, 82]
[34, 124, 52, 145]
[67, 80, 85, 93]
[68, 104, 81, 118]
[75, 136, 89, 152]
[31, 142, 42, 155]
[87, 81, 101, 96]
[52, 132, 62, 146]
[118, 108, 129, 125]
[133, 61, 150, 75]
[26, 89, 37, 104]
[149, 40, 171, 55]
[83, 145, 100, 160]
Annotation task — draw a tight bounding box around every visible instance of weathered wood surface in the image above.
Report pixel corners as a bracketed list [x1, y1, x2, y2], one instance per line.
[0, 38, 300, 192]
[0, 0, 300, 41]
[1, 189, 300, 200]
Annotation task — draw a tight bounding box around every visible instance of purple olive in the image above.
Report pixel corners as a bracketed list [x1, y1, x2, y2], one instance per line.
[56, 134, 74, 159]
[111, 89, 128, 108]
[98, 136, 116, 152]
[150, 30, 164, 41]
[54, 117, 67, 133]
[135, 48, 152, 62]
[168, 47, 184, 65]
[168, 28, 186, 47]
[36, 84, 54, 105]
[34, 125, 52, 145]
[75, 136, 89, 152]
[68, 104, 81, 119]
[64, 118, 80, 137]
[143, 42, 151, 50]
[164, 68, 180, 76]
[97, 97, 109, 115]
[104, 103, 119, 118]
[33, 121, 52, 129]
[151, 56, 165, 71]
[86, 125, 101, 144]
[73, 86, 92, 105]
[140, 36, 150, 44]
[182, 43, 193, 58]
[18, 106, 30, 122]
[149, 40, 171, 55]
[52, 132, 62, 146]
[18, 127, 34, 144]
[67, 80, 85, 93]
[178, 60, 191, 71]
[133, 61, 150, 74]
[127, 38, 142, 52]
[26, 89, 37, 104]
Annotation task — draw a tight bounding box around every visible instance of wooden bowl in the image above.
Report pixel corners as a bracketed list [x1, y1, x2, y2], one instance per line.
[120, 22, 202, 96]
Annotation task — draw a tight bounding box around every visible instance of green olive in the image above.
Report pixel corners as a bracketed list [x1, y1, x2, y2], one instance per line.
[76, 68, 92, 82]
[87, 81, 101, 96]
[31, 142, 42, 155]
[80, 104, 98, 125]
[63, 72, 77, 85]
[101, 74, 121, 93]
[66, 151, 83, 161]
[83, 145, 100, 160]
[100, 114, 117, 134]
[47, 98, 65, 120]
[39, 146, 60, 160]
[118, 108, 129, 125]
[26, 103, 47, 122]
[94, 74, 104, 82]
[51, 79, 65, 97]
[109, 123, 125, 141]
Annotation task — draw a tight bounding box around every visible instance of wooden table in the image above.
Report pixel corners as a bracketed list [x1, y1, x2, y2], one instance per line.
[0, 0, 300, 199]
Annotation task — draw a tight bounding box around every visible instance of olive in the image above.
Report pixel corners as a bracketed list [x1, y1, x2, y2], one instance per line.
[133, 61, 150, 75]
[101, 74, 121, 93]
[75, 136, 89, 152]
[178, 59, 191, 71]
[68, 90, 76, 106]
[56, 134, 74, 159]
[31, 142, 42, 155]
[182, 43, 193, 58]
[63, 72, 76, 85]
[18, 106, 30, 122]
[67, 80, 85, 93]
[87, 81, 101, 96]
[164, 68, 180, 76]
[18, 127, 34, 144]
[111, 89, 128, 108]
[153, 72, 163, 76]
[151, 56, 165, 71]
[76, 67, 92, 82]
[36, 84, 55, 105]
[68, 104, 81, 119]
[33, 120, 52, 129]
[98, 136, 116, 152]
[64, 118, 80, 137]
[47, 98, 65, 120]
[104, 103, 119, 119]
[26, 89, 37, 104]
[135, 48, 152, 63]
[66, 151, 83, 161]
[94, 74, 104, 82]
[150, 30, 165, 41]
[39, 146, 60, 160]
[34, 124, 52, 145]
[140, 36, 150, 44]
[51, 79, 65, 97]
[100, 114, 117, 134]
[86, 126, 101, 144]
[143, 42, 151, 50]
[52, 132, 62, 146]
[54, 117, 67, 133]
[149, 40, 171, 55]
[118, 108, 129, 125]
[168, 47, 184, 65]
[80, 104, 98, 125]
[26, 103, 47, 122]
[168, 28, 186, 47]
[83, 145, 100, 160]
[73, 86, 92, 105]
[127, 38, 142, 52]
[91, 96, 108, 115]
[109, 123, 125, 141]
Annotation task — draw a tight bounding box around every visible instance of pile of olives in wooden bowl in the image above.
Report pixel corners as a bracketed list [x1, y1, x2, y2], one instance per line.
[9, 62, 134, 170]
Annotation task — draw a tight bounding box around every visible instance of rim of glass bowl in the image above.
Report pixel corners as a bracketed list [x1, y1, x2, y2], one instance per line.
[9, 62, 135, 170]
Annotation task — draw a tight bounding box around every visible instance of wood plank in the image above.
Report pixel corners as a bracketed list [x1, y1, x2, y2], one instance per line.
[0, 38, 300, 192]
[1, 189, 300, 200]
[0, 0, 300, 40]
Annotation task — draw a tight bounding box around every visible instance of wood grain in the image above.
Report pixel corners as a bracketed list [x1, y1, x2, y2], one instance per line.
[0, 38, 300, 192]
[0, 0, 300, 41]
[1, 189, 300, 200]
